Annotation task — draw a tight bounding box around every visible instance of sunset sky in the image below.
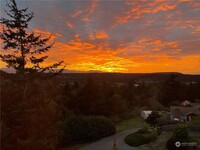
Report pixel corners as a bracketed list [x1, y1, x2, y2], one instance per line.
[1, 0, 200, 74]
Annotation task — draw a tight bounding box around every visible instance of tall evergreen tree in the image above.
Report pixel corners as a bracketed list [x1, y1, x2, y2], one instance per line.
[0, 1, 63, 149]
[0, 0, 63, 74]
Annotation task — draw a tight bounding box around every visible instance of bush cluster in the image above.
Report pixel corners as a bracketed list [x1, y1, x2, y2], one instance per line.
[166, 124, 192, 150]
[145, 111, 161, 127]
[124, 132, 158, 146]
[124, 127, 159, 146]
[124, 133, 147, 146]
[62, 115, 116, 142]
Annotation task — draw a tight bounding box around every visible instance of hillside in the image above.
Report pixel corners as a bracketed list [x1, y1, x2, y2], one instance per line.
[57, 72, 200, 83]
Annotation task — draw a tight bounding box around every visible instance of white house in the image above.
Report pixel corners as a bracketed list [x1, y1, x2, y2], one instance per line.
[141, 110, 152, 119]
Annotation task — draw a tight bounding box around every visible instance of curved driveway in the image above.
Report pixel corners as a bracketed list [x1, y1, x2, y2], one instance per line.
[79, 128, 140, 150]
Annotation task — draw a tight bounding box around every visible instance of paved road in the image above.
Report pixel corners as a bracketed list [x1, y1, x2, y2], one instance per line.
[79, 128, 140, 150]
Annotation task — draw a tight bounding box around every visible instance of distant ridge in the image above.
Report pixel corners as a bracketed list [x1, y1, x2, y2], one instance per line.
[1, 68, 200, 82]
[0, 68, 104, 74]
[0, 68, 16, 73]
[0, 67, 199, 76]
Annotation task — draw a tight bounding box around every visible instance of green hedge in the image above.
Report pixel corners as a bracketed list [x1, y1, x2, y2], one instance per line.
[124, 127, 158, 146]
[62, 115, 116, 142]
[124, 133, 147, 146]
[125, 133, 158, 146]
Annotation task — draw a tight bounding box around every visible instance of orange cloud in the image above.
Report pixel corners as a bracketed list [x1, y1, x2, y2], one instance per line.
[33, 29, 61, 41]
[95, 31, 108, 39]
[66, 22, 74, 28]
[70, 10, 82, 18]
[81, 0, 98, 22]
[149, 39, 162, 45]
[1, 27, 199, 74]
[115, 13, 132, 24]
[89, 31, 108, 40]
[149, 39, 179, 49]
[114, 1, 179, 26]
[152, 3, 177, 13]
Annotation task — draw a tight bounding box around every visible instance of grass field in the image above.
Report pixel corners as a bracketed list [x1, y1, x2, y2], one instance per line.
[116, 116, 148, 132]
[191, 116, 200, 125]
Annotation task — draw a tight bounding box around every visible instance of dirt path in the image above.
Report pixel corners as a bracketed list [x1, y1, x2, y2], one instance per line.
[79, 128, 140, 150]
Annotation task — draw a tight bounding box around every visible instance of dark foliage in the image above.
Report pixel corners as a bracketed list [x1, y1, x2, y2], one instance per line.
[58, 70, 200, 118]
[62, 115, 116, 142]
[124, 133, 147, 146]
[166, 124, 193, 150]
[145, 111, 161, 127]
[158, 74, 184, 106]
[62, 79, 128, 117]
[124, 132, 157, 146]
[183, 82, 200, 101]
[1, 73, 62, 150]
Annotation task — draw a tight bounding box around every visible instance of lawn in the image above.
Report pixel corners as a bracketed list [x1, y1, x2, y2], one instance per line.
[191, 116, 200, 125]
[190, 131, 200, 145]
[116, 116, 148, 132]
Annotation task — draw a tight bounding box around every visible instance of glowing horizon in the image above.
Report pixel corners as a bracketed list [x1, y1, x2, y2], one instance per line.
[1, 0, 200, 74]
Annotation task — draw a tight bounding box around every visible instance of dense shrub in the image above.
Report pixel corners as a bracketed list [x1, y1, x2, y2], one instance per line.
[145, 111, 161, 127]
[125, 127, 158, 146]
[62, 115, 116, 142]
[166, 124, 191, 150]
[145, 133, 158, 143]
[125, 133, 158, 146]
[124, 133, 147, 146]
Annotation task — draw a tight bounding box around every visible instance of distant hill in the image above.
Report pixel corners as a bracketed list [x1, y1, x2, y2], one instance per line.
[1, 68, 200, 83]
[0, 68, 103, 74]
[58, 72, 200, 83]
[0, 68, 16, 73]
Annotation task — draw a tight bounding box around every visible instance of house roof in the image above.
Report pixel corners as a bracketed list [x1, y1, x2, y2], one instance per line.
[170, 106, 200, 116]
[185, 112, 197, 116]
